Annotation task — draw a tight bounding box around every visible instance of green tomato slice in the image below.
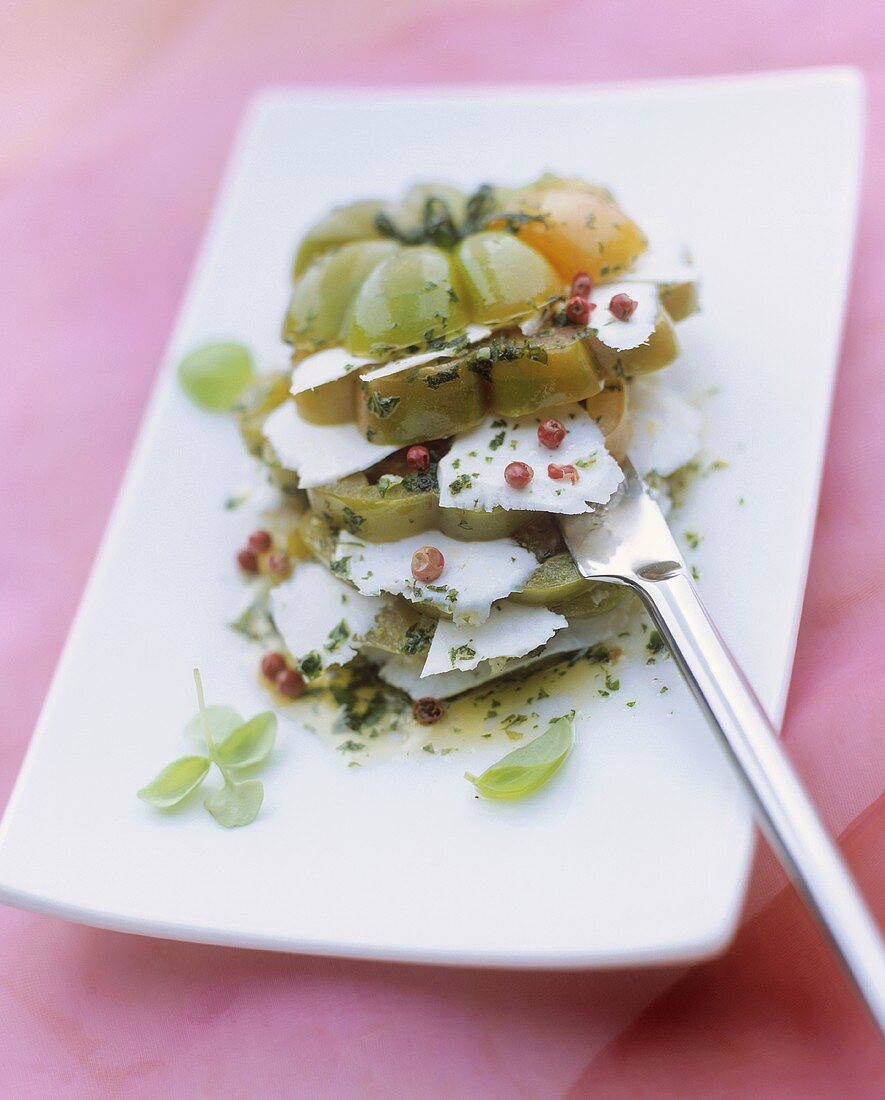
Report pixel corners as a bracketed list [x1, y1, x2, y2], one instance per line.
[346, 246, 468, 356]
[293, 199, 389, 275]
[307, 470, 523, 543]
[284, 240, 399, 352]
[355, 326, 600, 446]
[487, 327, 601, 416]
[589, 306, 679, 376]
[362, 601, 437, 657]
[454, 231, 560, 327]
[233, 371, 292, 456]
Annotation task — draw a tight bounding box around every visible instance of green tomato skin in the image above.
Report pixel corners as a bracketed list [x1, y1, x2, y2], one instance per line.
[293, 200, 389, 276]
[307, 476, 438, 542]
[454, 232, 561, 326]
[510, 554, 625, 617]
[549, 583, 626, 619]
[178, 342, 255, 411]
[234, 372, 291, 456]
[589, 307, 679, 376]
[363, 601, 437, 657]
[347, 246, 468, 356]
[399, 183, 468, 227]
[284, 240, 399, 351]
[658, 281, 699, 323]
[436, 506, 523, 541]
[309, 474, 525, 543]
[356, 359, 486, 446]
[510, 553, 589, 606]
[488, 331, 601, 417]
[293, 373, 356, 424]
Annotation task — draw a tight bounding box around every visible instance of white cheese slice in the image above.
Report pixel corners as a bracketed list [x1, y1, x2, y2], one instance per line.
[269, 561, 381, 672]
[262, 401, 398, 489]
[518, 311, 545, 336]
[627, 219, 696, 286]
[421, 602, 567, 677]
[289, 347, 375, 396]
[377, 602, 631, 699]
[332, 530, 538, 625]
[628, 378, 703, 477]
[589, 280, 658, 351]
[359, 325, 492, 383]
[437, 404, 623, 515]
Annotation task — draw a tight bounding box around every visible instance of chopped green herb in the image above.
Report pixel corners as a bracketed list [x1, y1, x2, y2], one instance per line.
[425, 365, 460, 389]
[449, 643, 477, 664]
[365, 390, 401, 419]
[325, 620, 350, 653]
[342, 507, 365, 535]
[402, 623, 434, 656]
[298, 651, 323, 681]
[448, 473, 473, 496]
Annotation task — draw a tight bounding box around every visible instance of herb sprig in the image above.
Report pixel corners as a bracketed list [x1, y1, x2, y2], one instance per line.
[464, 713, 575, 800]
[138, 670, 276, 827]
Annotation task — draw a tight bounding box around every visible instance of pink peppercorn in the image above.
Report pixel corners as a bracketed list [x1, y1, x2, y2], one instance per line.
[411, 546, 445, 583]
[571, 271, 593, 298]
[537, 418, 567, 450]
[248, 529, 272, 553]
[260, 651, 287, 680]
[406, 445, 431, 472]
[565, 295, 595, 326]
[413, 697, 445, 725]
[237, 548, 259, 574]
[548, 463, 579, 485]
[609, 292, 638, 321]
[275, 668, 305, 699]
[504, 461, 534, 489]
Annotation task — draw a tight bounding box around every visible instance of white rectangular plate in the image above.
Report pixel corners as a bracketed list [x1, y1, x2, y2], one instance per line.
[0, 70, 862, 966]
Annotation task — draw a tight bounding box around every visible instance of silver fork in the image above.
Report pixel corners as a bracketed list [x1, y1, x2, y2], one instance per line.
[562, 460, 885, 1034]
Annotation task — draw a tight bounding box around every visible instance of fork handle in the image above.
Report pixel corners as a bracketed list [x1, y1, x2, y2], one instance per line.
[631, 569, 885, 1035]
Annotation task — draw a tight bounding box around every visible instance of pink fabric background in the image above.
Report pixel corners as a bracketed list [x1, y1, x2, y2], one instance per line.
[1, 1, 883, 1095]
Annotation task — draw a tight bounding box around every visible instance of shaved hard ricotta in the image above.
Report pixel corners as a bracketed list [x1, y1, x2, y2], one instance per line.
[589, 281, 658, 351]
[437, 404, 623, 515]
[359, 325, 493, 383]
[332, 530, 538, 625]
[378, 602, 633, 699]
[627, 219, 696, 287]
[421, 602, 568, 677]
[269, 561, 381, 673]
[628, 377, 703, 477]
[289, 347, 374, 395]
[262, 400, 398, 489]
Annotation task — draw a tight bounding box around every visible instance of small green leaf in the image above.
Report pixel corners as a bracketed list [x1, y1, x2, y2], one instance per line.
[464, 715, 575, 800]
[138, 756, 210, 808]
[183, 706, 243, 743]
[215, 712, 276, 769]
[204, 778, 264, 827]
[178, 341, 255, 411]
